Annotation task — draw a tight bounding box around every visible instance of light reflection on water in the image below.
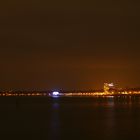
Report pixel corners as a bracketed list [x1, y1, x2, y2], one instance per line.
[105, 97, 115, 138]
[49, 100, 60, 140]
[0, 96, 140, 140]
[47, 96, 139, 140]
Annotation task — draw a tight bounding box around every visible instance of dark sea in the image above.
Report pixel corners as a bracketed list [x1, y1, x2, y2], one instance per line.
[0, 96, 140, 140]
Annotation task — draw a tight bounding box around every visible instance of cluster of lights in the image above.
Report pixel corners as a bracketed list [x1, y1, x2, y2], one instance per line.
[0, 85, 140, 97]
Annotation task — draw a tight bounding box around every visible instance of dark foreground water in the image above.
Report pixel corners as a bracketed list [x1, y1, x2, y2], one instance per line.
[0, 96, 140, 140]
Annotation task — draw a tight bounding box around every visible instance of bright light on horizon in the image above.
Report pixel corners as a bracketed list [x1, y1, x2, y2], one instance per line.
[52, 91, 60, 96]
[108, 83, 114, 87]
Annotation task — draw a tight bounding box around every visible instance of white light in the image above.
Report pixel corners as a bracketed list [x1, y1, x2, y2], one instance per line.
[52, 91, 60, 96]
[109, 83, 114, 87]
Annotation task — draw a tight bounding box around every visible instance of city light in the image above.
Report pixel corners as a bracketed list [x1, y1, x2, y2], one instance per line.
[51, 91, 60, 98]
[0, 84, 140, 97]
[52, 91, 60, 96]
[108, 83, 114, 87]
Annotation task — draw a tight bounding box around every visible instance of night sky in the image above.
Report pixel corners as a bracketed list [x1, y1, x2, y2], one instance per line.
[0, 0, 140, 90]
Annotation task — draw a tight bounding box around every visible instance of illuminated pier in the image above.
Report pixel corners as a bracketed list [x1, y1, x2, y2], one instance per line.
[0, 90, 140, 97]
[0, 84, 140, 97]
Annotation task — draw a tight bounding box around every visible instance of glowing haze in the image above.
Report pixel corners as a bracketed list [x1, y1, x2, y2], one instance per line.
[0, 0, 140, 90]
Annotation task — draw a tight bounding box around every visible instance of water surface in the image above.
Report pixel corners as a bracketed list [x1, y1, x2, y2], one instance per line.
[0, 96, 140, 140]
